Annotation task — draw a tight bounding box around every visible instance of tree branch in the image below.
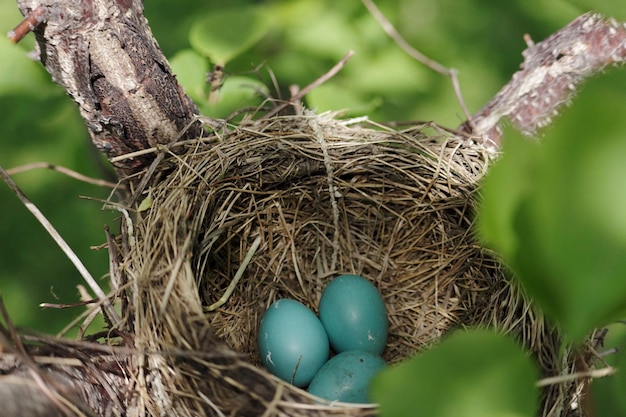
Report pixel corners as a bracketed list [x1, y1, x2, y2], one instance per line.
[10, 0, 204, 177]
[461, 13, 626, 146]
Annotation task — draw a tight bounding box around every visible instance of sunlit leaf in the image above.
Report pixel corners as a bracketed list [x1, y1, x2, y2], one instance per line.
[189, 6, 270, 65]
[137, 194, 153, 212]
[286, 10, 360, 61]
[371, 329, 539, 417]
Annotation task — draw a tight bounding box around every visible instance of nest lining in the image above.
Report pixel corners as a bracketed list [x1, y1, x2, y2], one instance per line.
[121, 112, 583, 416]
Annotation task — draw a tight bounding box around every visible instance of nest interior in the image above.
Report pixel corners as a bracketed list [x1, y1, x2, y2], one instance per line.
[196, 114, 493, 364]
[122, 112, 580, 416]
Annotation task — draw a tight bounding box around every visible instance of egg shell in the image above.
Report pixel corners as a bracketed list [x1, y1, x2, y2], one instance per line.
[319, 274, 388, 355]
[258, 299, 329, 387]
[307, 350, 387, 403]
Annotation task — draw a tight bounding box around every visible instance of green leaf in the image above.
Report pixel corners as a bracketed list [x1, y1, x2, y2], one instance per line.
[477, 72, 626, 343]
[371, 329, 539, 417]
[189, 6, 270, 65]
[169, 49, 209, 104]
[286, 9, 361, 61]
[478, 136, 539, 261]
[137, 194, 153, 212]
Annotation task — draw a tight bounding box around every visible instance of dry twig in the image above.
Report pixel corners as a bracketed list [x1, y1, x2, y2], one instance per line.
[263, 51, 355, 119]
[0, 164, 120, 326]
[360, 0, 473, 129]
[6, 162, 117, 188]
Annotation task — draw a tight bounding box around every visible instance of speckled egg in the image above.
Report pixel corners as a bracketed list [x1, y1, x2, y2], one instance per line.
[319, 274, 388, 354]
[258, 299, 329, 387]
[307, 350, 387, 403]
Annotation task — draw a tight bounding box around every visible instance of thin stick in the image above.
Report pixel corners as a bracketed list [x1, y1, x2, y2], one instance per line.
[0, 296, 28, 357]
[104, 225, 122, 293]
[360, 0, 473, 127]
[40, 299, 96, 309]
[263, 50, 355, 119]
[0, 163, 121, 326]
[7, 6, 47, 43]
[308, 111, 340, 272]
[205, 235, 262, 311]
[536, 366, 616, 387]
[109, 135, 220, 164]
[361, 0, 447, 74]
[6, 162, 117, 188]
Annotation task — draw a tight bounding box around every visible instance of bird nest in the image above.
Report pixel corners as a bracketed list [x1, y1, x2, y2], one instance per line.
[118, 111, 586, 416]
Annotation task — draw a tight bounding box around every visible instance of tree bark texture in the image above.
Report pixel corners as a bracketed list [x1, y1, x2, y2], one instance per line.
[0, 342, 128, 417]
[12, 0, 203, 176]
[462, 13, 626, 145]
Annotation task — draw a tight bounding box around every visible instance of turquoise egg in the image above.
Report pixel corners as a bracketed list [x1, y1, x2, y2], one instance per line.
[307, 350, 387, 403]
[258, 299, 329, 387]
[319, 274, 388, 354]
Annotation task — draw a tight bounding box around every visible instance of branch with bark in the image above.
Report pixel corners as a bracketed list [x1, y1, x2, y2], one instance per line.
[461, 13, 626, 146]
[9, 0, 203, 177]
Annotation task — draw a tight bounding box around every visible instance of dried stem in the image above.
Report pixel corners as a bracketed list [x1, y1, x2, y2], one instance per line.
[360, 0, 473, 129]
[6, 162, 117, 188]
[205, 235, 262, 311]
[0, 164, 120, 326]
[263, 50, 355, 119]
[536, 366, 616, 387]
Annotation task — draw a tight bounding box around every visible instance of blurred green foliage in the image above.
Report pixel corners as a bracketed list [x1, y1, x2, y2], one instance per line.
[2, 0, 626, 414]
[479, 72, 626, 344]
[372, 330, 539, 417]
[476, 71, 626, 415]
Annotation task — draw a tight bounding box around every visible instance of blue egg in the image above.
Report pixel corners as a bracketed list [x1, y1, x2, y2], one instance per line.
[258, 299, 329, 387]
[307, 350, 387, 403]
[319, 274, 388, 354]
